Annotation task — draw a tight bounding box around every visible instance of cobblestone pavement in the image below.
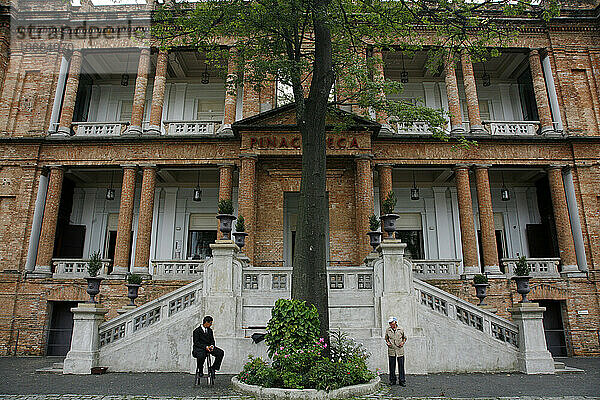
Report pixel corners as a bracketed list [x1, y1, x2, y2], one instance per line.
[1, 357, 599, 399]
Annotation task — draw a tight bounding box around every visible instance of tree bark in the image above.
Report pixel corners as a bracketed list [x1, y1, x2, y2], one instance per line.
[291, 0, 334, 341]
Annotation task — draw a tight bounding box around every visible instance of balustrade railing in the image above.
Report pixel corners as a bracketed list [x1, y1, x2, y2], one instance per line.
[164, 120, 220, 135]
[72, 122, 128, 137]
[52, 258, 111, 279]
[151, 260, 205, 281]
[501, 258, 561, 278]
[412, 259, 462, 279]
[483, 120, 540, 136]
[414, 278, 519, 348]
[99, 279, 202, 348]
[393, 121, 430, 134]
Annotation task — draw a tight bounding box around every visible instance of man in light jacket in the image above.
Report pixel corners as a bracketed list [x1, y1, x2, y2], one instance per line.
[385, 316, 407, 386]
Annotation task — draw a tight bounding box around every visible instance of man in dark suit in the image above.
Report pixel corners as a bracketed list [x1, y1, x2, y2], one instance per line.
[192, 315, 224, 379]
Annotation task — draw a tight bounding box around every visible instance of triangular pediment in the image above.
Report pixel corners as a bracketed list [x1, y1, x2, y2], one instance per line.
[232, 104, 381, 136]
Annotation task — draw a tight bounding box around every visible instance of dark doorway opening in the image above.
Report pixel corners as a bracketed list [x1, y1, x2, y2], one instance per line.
[538, 300, 568, 357]
[47, 301, 79, 356]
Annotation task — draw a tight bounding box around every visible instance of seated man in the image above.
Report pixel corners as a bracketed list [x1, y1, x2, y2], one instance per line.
[192, 315, 224, 379]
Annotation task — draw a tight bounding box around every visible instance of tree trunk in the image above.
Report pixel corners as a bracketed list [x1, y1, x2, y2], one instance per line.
[291, 0, 334, 341]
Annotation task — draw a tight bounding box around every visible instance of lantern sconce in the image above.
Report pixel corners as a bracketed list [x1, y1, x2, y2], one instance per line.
[501, 171, 510, 201]
[410, 170, 420, 201]
[106, 170, 115, 201]
[193, 171, 202, 202]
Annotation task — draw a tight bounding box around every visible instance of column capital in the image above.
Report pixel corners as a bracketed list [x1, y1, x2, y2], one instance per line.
[355, 153, 374, 161]
[46, 164, 64, 170]
[120, 164, 138, 170]
[139, 163, 157, 169]
[376, 163, 393, 169]
[240, 153, 258, 160]
[218, 163, 236, 170]
[473, 164, 491, 170]
[453, 163, 472, 171]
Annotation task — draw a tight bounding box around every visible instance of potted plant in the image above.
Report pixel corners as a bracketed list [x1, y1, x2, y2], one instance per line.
[85, 251, 104, 303]
[216, 198, 236, 240]
[125, 273, 143, 306]
[233, 215, 248, 250]
[379, 191, 399, 239]
[367, 213, 382, 251]
[473, 274, 489, 306]
[512, 256, 531, 303]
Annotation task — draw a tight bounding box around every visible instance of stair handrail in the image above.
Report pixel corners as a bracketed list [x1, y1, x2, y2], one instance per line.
[414, 278, 519, 347]
[98, 268, 205, 347]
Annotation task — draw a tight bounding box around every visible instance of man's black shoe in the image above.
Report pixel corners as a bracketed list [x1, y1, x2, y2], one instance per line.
[197, 372, 204, 378]
[399, 382, 406, 387]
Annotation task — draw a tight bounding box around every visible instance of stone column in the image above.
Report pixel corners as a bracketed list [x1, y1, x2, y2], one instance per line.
[546, 166, 578, 274]
[221, 48, 238, 133]
[373, 48, 392, 132]
[454, 165, 479, 276]
[63, 303, 108, 374]
[242, 65, 260, 118]
[461, 52, 484, 134]
[217, 164, 235, 239]
[126, 48, 150, 135]
[474, 165, 501, 275]
[112, 166, 137, 276]
[444, 54, 464, 134]
[355, 156, 374, 260]
[147, 50, 168, 135]
[56, 50, 82, 136]
[239, 155, 257, 262]
[133, 165, 157, 276]
[529, 49, 554, 134]
[31, 166, 63, 277]
[510, 303, 555, 374]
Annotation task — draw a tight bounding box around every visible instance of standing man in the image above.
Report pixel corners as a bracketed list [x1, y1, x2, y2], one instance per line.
[385, 316, 407, 386]
[193, 316, 225, 379]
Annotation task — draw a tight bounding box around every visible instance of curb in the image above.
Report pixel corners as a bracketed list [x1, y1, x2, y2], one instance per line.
[231, 375, 381, 399]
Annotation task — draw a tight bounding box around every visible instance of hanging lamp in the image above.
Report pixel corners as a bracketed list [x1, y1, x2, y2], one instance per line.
[410, 170, 420, 201]
[193, 171, 202, 202]
[501, 171, 510, 201]
[106, 170, 115, 201]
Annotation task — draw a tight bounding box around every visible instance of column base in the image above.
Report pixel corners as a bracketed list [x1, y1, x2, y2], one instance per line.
[110, 266, 129, 277]
[145, 125, 162, 136]
[540, 125, 560, 136]
[216, 124, 234, 135]
[484, 265, 503, 276]
[450, 126, 466, 136]
[461, 265, 480, 279]
[379, 123, 394, 134]
[469, 125, 487, 135]
[123, 125, 142, 136]
[131, 267, 151, 279]
[28, 265, 52, 278]
[48, 127, 72, 139]
[560, 265, 586, 278]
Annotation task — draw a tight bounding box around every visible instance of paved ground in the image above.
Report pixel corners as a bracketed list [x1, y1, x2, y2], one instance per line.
[1, 357, 599, 399]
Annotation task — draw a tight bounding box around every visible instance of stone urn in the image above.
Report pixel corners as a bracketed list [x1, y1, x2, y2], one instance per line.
[367, 231, 382, 251]
[233, 231, 248, 249]
[512, 276, 532, 303]
[379, 214, 399, 239]
[474, 283, 489, 306]
[85, 277, 103, 303]
[126, 283, 141, 306]
[216, 214, 237, 240]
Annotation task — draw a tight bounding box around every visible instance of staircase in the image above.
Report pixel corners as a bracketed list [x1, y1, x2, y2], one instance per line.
[65, 240, 555, 375]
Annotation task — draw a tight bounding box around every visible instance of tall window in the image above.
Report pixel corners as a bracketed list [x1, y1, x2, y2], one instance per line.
[187, 214, 217, 259]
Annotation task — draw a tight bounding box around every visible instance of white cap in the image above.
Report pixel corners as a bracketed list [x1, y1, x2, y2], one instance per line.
[388, 317, 397, 323]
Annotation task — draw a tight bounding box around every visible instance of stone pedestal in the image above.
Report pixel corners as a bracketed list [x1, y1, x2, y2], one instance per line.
[377, 240, 427, 374]
[117, 305, 137, 314]
[63, 303, 108, 374]
[204, 240, 241, 338]
[510, 303, 555, 374]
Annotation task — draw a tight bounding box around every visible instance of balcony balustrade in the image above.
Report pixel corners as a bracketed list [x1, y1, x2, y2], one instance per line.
[164, 120, 220, 136]
[72, 122, 128, 137]
[412, 259, 462, 279]
[151, 259, 205, 281]
[501, 257, 561, 278]
[52, 258, 111, 279]
[483, 120, 540, 136]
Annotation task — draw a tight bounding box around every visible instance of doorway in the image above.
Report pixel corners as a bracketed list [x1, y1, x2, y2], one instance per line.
[46, 301, 79, 356]
[538, 300, 568, 357]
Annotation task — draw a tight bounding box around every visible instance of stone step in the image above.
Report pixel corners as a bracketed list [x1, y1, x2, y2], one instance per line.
[35, 360, 64, 374]
[553, 359, 585, 374]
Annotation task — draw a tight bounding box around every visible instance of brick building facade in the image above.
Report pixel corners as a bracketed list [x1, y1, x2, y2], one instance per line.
[0, 0, 599, 359]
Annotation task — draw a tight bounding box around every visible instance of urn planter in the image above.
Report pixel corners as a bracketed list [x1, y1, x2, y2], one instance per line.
[85, 277, 103, 303]
[474, 283, 489, 306]
[367, 231, 382, 251]
[512, 276, 532, 303]
[233, 231, 248, 249]
[126, 283, 141, 306]
[380, 214, 399, 239]
[216, 214, 237, 240]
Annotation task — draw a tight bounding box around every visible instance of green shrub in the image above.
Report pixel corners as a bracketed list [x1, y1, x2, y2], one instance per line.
[381, 191, 397, 215]
[87, 251, 102, 277]
[217, 198, 234, 215]
[368, 213, 380, 231]
[473, 274, 488, 285]
[265, 299, 320, 358]
[514, 256, 531, 276]
[235, 215, 245, 232]
[127, 273, 143, 285]
[238, 356, 279, 387]
[328, 329, 370, 363]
